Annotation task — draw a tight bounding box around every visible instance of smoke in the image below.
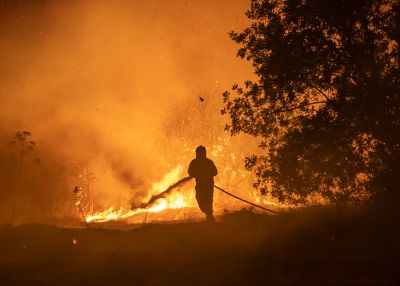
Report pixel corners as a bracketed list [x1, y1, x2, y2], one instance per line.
[0, 0, 254, 222]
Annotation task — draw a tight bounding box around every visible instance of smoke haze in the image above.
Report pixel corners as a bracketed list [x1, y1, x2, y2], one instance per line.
[0, 0, 255, 221]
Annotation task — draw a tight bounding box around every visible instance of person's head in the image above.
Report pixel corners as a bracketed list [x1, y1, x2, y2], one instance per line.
[196, 145, 206, 158]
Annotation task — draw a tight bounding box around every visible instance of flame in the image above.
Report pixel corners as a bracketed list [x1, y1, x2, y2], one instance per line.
[86, 143, 284, 224]
[86, 165, 194, 223]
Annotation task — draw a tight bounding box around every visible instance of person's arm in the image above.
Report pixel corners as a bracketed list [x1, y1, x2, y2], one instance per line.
[211, 161, 218, 177]
[188, 160, 196, 177]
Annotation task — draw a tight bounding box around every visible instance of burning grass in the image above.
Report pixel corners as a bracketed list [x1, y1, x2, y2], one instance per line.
[84, 164, 282, 225]
[85, 166, 198, 223]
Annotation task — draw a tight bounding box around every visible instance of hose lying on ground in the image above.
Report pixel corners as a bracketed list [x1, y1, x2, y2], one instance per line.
[135, 176, 280, 215]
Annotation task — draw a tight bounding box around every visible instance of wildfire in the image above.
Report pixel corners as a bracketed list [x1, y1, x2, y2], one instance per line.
[85, 144, 283, 224]
[86, 165, 195, 223]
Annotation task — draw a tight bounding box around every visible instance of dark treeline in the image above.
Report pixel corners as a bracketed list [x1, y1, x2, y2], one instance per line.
[223, 0, 399, 205]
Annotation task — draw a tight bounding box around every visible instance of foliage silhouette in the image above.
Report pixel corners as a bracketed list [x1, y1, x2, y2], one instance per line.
[9, 130, 37, 219]
[223, 0, 399, 203]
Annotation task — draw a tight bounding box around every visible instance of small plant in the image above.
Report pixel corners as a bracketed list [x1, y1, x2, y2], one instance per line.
[9, 130, 37, 220]
[73, 186, 89, 228]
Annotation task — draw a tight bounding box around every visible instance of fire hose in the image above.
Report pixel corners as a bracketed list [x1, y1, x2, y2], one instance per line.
[213, 185, 280, 215]
[138, 176, 280, 215]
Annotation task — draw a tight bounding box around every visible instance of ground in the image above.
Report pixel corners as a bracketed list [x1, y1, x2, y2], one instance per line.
[0, 206, 399, 286]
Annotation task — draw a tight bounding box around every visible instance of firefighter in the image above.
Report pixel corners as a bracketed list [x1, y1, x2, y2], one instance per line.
[188, 146, 218, 221]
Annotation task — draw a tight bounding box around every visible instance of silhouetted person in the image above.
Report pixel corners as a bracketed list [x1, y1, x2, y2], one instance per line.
[188, 146, 218, 221]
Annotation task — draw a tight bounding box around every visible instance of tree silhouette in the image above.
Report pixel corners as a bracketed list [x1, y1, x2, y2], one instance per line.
[223, 0, 399, 203]
[9, 130, 37, 218]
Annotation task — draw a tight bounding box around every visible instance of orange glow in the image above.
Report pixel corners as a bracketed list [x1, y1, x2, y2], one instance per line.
[0, 1, 282, 224]
[86, 165, 195, 223]
[86, 153, 282, 223]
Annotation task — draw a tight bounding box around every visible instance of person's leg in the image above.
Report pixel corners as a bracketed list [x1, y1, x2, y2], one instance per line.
[195, 193, 207, 214]
[205, 190, 214, 221]
[195, 187, 214, 221]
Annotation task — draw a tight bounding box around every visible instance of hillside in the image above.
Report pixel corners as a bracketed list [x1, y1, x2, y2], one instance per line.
[0, 207, 398, 286]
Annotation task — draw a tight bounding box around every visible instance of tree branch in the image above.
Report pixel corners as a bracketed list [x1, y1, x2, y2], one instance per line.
[274, 101, 327, 114]
[313, 87, 330, 101]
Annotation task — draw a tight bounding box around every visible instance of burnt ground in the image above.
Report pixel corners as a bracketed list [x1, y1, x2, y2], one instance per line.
[0, 206, 399, 286]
